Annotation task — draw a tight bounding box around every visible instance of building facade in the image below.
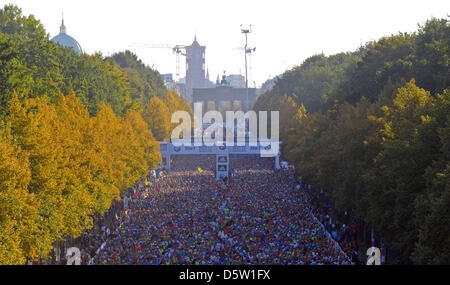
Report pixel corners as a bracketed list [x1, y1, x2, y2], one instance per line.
[192, 86, 258, 117]
[226, 74, 246, 88]
[185, 36, 206, 102]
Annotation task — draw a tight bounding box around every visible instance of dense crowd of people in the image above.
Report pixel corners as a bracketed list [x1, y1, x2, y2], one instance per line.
[302, 185, 362, 264]
[85, 154, 351, 265]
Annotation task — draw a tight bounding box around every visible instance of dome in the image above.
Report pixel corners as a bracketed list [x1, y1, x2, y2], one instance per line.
[51, 18, 82, 54]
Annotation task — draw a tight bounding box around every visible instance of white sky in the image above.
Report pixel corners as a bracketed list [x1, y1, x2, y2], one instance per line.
[3, 0, 449, 87]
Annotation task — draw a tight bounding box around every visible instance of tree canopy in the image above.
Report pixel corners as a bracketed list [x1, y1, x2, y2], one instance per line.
[0, 5, 191, 264]
[255, 17, 449, 264]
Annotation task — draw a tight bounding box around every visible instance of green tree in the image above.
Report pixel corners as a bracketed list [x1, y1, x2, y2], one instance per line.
[110, 50, 167, 106]
[411, 89, 450, 264]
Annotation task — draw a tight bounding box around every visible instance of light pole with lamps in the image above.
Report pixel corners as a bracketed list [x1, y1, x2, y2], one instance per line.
[240, 24, 252, 113]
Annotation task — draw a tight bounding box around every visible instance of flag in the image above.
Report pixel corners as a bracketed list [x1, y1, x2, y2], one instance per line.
[198, 168, 203, 173]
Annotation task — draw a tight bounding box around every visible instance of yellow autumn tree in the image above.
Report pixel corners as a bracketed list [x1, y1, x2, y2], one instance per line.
[87, 103, 161, 208]
[142, 96, 171, 141]
[53, 93, 95, 237]
[164, 90, 193, 117]
[86, 102, 123, 213]
[0, 128, 39, 264]
[7, 93, 96, 259]
[3, 92, 162, 263]
[7, 94, 62, 259]
[122, 109, 161, 178]
[164, 90, 182, 115]
[163, 90, 194, 135]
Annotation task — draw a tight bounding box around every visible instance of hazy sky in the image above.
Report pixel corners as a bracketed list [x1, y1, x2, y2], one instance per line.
[3, 0, 449, 87]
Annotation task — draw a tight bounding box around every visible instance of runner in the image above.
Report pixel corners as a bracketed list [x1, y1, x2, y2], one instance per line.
[91, 154, 351, 265]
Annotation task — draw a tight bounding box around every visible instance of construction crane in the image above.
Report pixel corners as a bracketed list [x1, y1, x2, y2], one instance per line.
[129, 43, 194, 81]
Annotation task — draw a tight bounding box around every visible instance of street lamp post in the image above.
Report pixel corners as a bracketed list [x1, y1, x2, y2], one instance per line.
[240, 25, 251, 113]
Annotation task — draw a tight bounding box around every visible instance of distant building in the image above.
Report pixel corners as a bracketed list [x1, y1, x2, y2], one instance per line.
[205, 68, 216, 88]
[159, 73, 189, 100]
[51, 17, 82, 54]
[175, 83, 187, 100]
[192, 76, 258, 117]
[161, 73, 178, 93]
[161, 73, 173, 83]
[172, 77, 187, 101]
[226, 74, 246, 88]
[185, 36, 206, 102]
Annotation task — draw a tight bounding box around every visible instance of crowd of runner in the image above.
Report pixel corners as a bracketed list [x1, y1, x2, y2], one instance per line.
[303, 185, 361, 263]
[90, 154, 352, 265]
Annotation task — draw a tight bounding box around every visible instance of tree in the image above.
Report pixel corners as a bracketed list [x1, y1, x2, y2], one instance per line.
[413, 18, 450, 95]
[411, 89, 450, 264]
[364, 80, 440, 263]
[123, 109, 161, 178]
[0, 5, 167, 263]
[253, 17, 449, 264]
[4, 91, 162, 262]
[7, 93, 95, 257]
[0, 5, 138, 117]
[255, 52, 360, 114]
[110, 50, 167, 106]
[0, 127, 39, 264]
[142, 96, 171, 141]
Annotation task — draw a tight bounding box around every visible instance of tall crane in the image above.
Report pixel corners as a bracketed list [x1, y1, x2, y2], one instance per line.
[129, 43, 194, 81]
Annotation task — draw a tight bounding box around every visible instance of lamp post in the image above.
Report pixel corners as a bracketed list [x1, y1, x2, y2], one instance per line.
[240, 25, 252, 113]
